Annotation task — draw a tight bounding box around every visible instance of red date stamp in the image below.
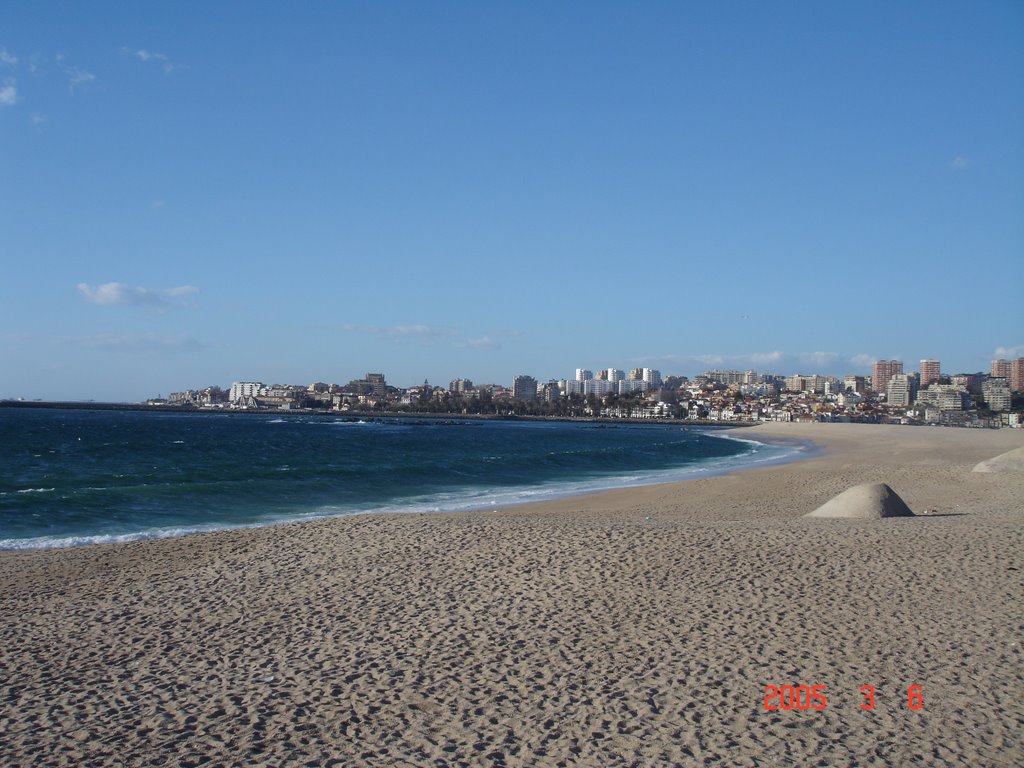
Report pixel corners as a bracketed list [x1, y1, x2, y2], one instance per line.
[763, 684, 923, 711]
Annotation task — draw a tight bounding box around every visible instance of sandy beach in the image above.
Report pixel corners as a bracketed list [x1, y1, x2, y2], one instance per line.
[1, 422, 1022, 767]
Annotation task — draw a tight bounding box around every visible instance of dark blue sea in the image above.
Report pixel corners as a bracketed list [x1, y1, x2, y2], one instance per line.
[0, 408, 800, 549]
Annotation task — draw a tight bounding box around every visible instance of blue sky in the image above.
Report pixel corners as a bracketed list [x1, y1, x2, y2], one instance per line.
[2, 2, 1022, 401]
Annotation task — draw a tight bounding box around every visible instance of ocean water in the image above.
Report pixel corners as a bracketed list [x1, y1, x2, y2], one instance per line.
[0, 408, 801, 549]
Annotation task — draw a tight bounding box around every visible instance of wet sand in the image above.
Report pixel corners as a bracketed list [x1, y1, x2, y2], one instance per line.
[1, 422, 1022, 766]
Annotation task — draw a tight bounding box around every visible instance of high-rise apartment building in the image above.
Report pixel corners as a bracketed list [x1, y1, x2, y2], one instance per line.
[229, 381, 264, 403]
[991, 359, 1011, 379]
[951, 373, 982, 393]
[365, 373, 387, 398]
[1012, 359, 1024, 393]
[540, 381, 560, 403]
[785, 375, 807, 393]
[886, 373, 914, 407]
[704, 370, 747, 385]
[991, 358, 1024, 392]
[843, 375, 867, 394]
[574, 366, 659, 393]
[582, 379, 613, 397]
[982, 378, 1012, 412]
[917, 383, 969, 411]
[919, 359, 941, 388]
[872, 360, 903, 396]
[512, 375, 538, 402]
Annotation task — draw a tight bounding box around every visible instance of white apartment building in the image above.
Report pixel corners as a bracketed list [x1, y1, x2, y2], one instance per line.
[982, 378, 1012, 412]
[229, 381, 264, 403]
[887, 374, 914, 407]
[583, 379, 615, 397]
[565, 367, 660, 397]
[643, 368, 663, 388]
[618, 379, 649, 395]
[704, 370, 747, 385]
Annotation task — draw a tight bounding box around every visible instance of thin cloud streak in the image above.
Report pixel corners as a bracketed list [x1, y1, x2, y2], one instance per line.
[68, 333, 202, 353]
[457, 336, 500, 350]
[994, 344, 1024, 358]
[67, 68, 95, 92]
[341, 323, 456, 342]
[6, 331, 203, 353]
[0, 77, 16, 106]
[77, 282, 199, 307]
[123, 47, 177, 74]
[636, 350, 872, 375]
[342, 324, 512, 351]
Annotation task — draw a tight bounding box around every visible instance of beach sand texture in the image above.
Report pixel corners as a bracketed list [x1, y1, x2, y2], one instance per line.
[1, 422, 1022, 767]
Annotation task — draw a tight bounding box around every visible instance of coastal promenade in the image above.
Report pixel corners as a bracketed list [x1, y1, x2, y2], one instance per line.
[1, 422, 1022, 766]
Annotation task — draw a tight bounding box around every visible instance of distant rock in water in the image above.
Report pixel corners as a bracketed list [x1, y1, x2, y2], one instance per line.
[805, 482, 915, 519]
[972, 446, 1024, 474]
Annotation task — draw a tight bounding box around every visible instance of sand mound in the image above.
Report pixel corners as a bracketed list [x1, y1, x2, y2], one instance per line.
[972, 446, 1024, 474]
[805, 482, 915, 519]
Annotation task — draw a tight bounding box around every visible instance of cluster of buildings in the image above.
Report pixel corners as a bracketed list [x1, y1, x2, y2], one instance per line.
[157, 356, 1024, 428]
[511, 368, 664, 402]
[869, 358, 1020, 416]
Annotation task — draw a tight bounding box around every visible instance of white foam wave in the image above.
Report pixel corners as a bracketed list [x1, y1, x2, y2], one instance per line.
[0, 520, 270, 551]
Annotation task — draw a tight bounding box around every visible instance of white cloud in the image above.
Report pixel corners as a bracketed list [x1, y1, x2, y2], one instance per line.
[392, 324, 452, 339]
[949, 155, 970, 170]
[849, 353, 874, 367]
[341, 323, 514, 351]
[0, 77, 16, 106]
[0, 48, 16, 67]
[341, 323, 456, 342]
[994, 344, 1024, 358]
[29, 112, 46, 127]
[160, 285, 199, 299]
[68, 68, 95, 92]
[457, 336, 500, 350]
[124, 47, 176, 74]
[77, 282, 199, 307]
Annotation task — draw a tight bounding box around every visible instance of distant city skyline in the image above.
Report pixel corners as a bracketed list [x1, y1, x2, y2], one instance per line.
[8, 348, 1024, 404]
[2, 3, 1022, 402]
